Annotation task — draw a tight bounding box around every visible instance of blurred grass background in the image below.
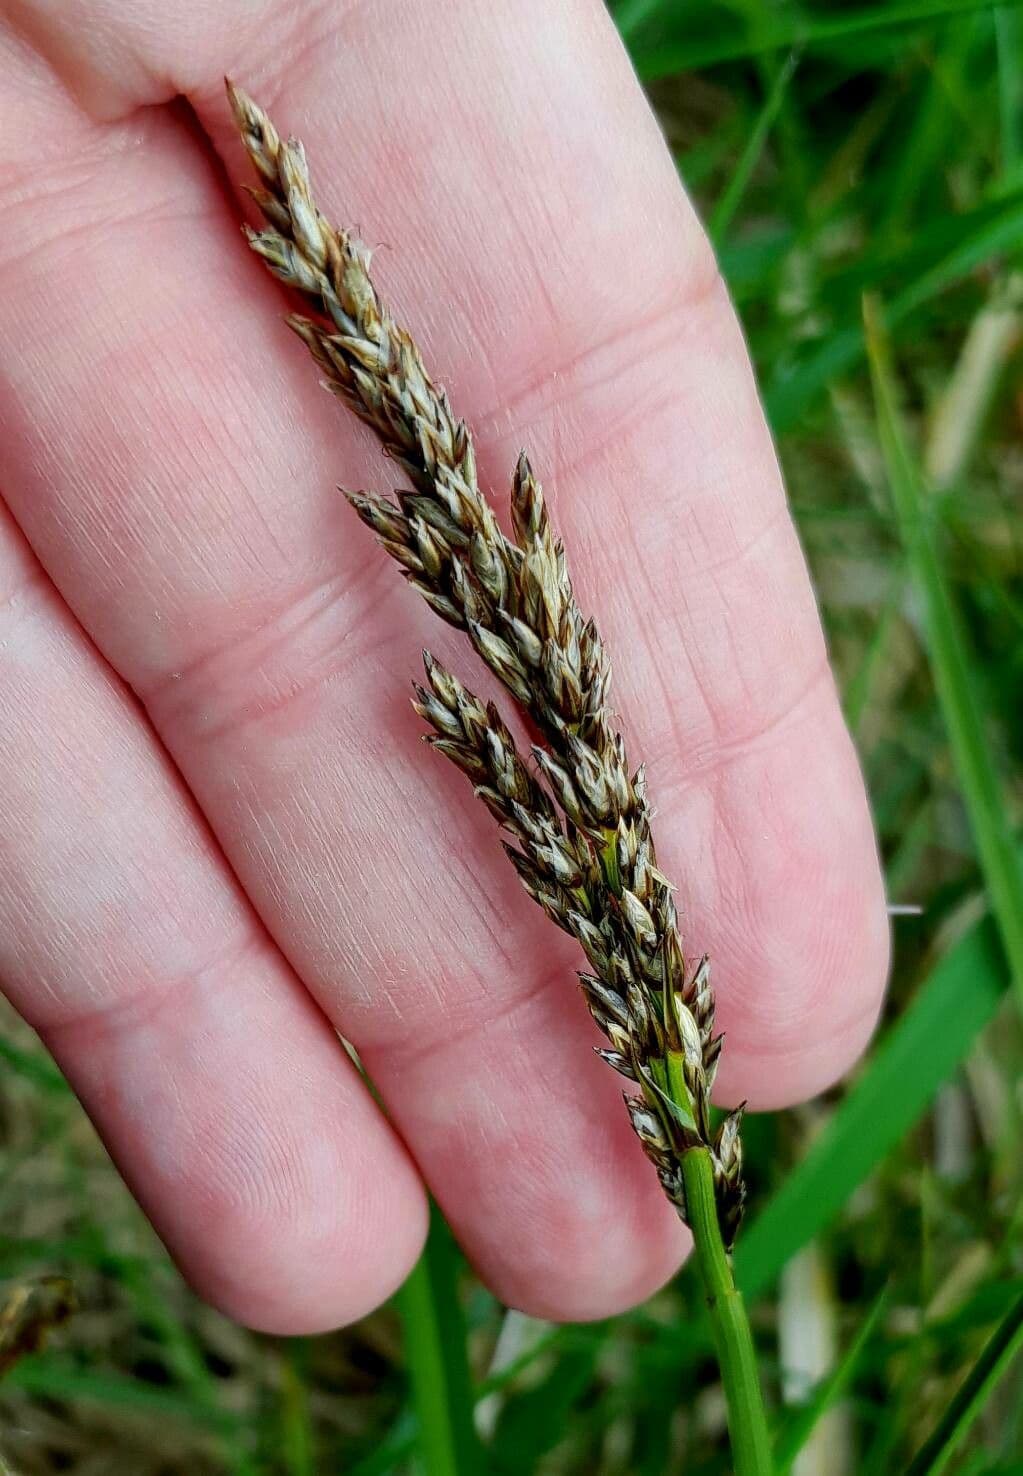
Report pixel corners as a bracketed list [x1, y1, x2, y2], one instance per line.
[2, 1, 1022, 1470]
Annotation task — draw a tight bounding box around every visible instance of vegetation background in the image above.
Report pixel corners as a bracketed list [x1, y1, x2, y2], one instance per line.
[1, 1, 1021, 1471]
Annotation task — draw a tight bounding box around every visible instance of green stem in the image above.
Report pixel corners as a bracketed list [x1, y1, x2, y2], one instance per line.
[682, 1148, 773, 1476]
[397, 1206, 482, 1476]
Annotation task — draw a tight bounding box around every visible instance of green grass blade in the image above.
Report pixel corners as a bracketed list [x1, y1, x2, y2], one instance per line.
[0, 1037, 70, 1096]
[348, 1326, 576, 1476]
[710, 51, 800, 247]
[120, 1261, 221, 1409]
[279, 1343, 315, 1476]
[874, 12, 989, 244]
[614, 0, 662, 41]
[489, 1343, 600, 1474]
[1, 1355, 244, 1433]
[735, 914, 1008, 1301]
[774, 1288, 889, 1471]
[906, 1290, 1023, 1475]
[765, 189, 1023, 431]
[118, 1262, 260, 1476]
[629, 0, 1023, 80]
[346, 1413, 418, 1476]
[843, 592, 900, 735]
[398, 1206, 483, 1476]
[865, 296, 1023, 1008]
[995, 6, 1023, 176]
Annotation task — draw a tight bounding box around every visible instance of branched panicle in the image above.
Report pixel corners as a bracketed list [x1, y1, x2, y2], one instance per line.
[228, 81, 746, 1246]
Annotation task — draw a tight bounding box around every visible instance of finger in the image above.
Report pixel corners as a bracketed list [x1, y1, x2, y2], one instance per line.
[200, 15, 888, 1103]
[0, 498, 425, 1332]
[0, 0, 886, 1314]
[0, 20, 689, 1319]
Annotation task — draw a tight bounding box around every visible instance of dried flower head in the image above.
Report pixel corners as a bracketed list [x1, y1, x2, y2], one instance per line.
[227, 80, 746, 1245]
[0, 1276, 76, 1376]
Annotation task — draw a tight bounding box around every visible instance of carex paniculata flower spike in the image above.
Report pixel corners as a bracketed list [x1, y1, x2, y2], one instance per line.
[227, 80, 746, 1247]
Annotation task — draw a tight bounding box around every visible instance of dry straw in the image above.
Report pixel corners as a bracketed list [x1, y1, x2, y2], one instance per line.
[0, 1276, 76, 1377]
[225, 79, 747, 1250]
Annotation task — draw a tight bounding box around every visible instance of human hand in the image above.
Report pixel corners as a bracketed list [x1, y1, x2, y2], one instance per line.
[0, 0, 888, 1332]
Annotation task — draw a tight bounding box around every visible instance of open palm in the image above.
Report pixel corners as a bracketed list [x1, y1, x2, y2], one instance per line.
[0, 0, 888, 1332]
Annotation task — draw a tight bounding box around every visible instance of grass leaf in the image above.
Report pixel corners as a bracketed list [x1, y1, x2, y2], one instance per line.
[279, 1343, 315, 1476]
[735, 914, 1008, 1301]
[0, 1038, 70, 1096]
[397, 1206, 483, 1476]
[774, 1288, 889, 1471]
[489, 1344, 599, 1473]
[1, 1355, 244, 1434]
[865, 295, 1023, 1008]
[764, 188, 1023, 430]
[995, 5, 1023, 176]
[628, 0, 1023, 80]
[710, 51, 800, 247]
[906, 1289, 1023, 1475]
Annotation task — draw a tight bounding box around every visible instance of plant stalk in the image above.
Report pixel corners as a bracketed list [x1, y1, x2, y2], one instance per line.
[682, 1148, 772, 1475]
[397, 1206, 482, 1476]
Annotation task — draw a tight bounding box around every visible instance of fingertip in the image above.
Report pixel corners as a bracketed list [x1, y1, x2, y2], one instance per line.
[151, 1048, 432, 1334]
[42, 950, 432, 1337]
[709, 747, 891, 1111]
[713, 984, 884, 1112]
[479, 1188, 689, 1323]
[183, 1157, 430, 1336]
[434, 1095, 690, 1324]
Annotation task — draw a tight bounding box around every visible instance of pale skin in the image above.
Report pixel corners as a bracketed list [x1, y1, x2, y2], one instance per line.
[0, 0, 889, 1334]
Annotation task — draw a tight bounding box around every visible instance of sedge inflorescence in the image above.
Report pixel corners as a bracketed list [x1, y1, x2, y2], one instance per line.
[227, 81, 746, 1248]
